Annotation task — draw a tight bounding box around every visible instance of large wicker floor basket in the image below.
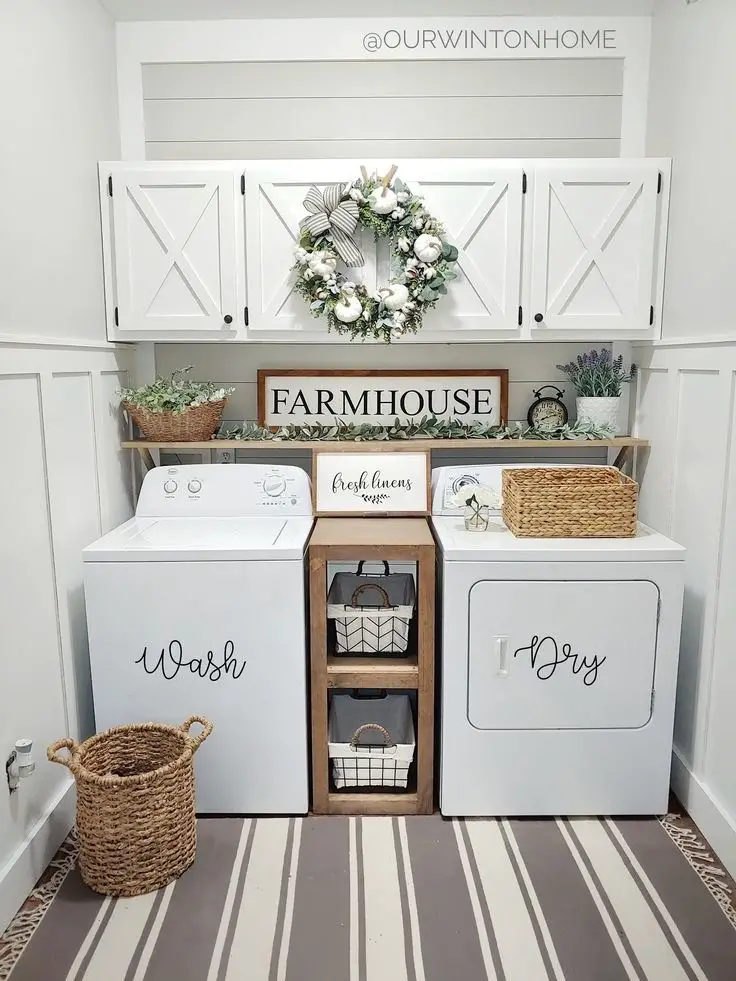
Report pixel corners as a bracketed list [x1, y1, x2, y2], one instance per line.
[123, 399, 227, 441]
[502, 466, 638, 538]
[48, 717, 212, 897]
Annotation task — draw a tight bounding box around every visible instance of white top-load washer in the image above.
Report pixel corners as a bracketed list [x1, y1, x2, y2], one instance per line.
[431, 464, 685, 816]
[83, 464, 313, 815]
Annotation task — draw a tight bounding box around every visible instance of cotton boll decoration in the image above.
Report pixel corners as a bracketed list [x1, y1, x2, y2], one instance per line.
[414, 234, 443, 263]
[369, 187, 398, 215]
[334, 295, 363, 323]
[382, 284, 410, 310]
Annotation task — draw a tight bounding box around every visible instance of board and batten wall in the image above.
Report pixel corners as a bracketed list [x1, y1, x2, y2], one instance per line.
[0, 0, 135, 934]
[629, 0, 736, 878]
[146, 55, 626, 413]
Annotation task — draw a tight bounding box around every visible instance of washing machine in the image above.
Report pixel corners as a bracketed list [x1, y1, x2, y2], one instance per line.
[431, 464, 685, 816]
[83, 464, 313, 815]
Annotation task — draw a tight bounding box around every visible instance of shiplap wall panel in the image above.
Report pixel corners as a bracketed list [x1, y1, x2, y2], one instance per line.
[145, 95, 621, 143]
[142, 59, 624, 100]
[143, 57, 622, 159]
[147, 138, 620, 160]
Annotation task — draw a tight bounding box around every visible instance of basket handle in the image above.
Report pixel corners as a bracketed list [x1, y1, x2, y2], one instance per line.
[47, 738, 80, 768]
[181, 716, 214, 751]
[356, 560, 390, 577]
[349, 583, 392, 609]
[350, 723, 395, 749]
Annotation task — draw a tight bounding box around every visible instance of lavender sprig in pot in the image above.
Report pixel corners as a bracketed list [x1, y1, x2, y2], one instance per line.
[556, 349, 636, 435]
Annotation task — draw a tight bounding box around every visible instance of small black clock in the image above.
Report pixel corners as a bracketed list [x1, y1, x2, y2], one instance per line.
[527, 386, 568, 431]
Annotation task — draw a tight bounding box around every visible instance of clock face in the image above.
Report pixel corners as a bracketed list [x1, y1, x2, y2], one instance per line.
[529, 398, 568, 430]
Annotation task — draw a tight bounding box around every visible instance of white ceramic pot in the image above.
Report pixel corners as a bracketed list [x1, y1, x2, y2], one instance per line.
[464, 502, 490, 532]
[576, 396, 621, 434]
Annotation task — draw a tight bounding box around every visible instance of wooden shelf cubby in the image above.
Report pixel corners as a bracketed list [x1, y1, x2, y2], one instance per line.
[309, 517, 435, 815]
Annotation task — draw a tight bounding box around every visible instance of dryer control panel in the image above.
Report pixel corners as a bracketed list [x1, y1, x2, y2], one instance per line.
[136, 464, 312, 517]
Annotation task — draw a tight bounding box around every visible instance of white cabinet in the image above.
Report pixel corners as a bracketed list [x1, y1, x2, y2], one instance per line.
[528, 161, 666, 338]
[101, 163, 242, 340]
[244, 161, 524, 341]
[99, 158, 669, 343]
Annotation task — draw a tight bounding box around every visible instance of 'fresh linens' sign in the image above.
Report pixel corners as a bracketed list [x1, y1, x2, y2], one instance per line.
[313, 450, 430, 516]
[258, 369, 508, 428]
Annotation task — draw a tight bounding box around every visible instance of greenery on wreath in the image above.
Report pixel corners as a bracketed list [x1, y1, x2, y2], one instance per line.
[119, 367, 233, 414]
[292, 170, 459, 343]
[220, 418, 612, 442]
[557, 349, 636, 398]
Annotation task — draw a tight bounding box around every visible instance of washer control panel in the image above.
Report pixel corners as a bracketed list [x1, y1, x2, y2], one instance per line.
[136, 464, 312, 517]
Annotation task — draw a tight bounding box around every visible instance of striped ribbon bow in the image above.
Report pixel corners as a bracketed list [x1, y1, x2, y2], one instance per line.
[299, 184, 364, 268]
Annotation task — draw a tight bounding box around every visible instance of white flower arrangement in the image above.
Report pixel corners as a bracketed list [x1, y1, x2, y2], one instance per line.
[291, 172, 459, 343]
[451, 484, 499, 509]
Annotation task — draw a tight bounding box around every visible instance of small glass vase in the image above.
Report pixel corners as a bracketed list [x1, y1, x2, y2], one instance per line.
[464, 501, 490, 532]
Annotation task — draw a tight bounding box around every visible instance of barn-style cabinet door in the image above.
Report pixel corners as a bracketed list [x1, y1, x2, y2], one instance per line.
[528, 160, 669, 339]
[101, 163, 243, 340]
[243, 160, 524, 342]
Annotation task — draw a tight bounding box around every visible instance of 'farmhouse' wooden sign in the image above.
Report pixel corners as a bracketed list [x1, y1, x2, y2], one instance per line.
[258, 369, 508, 428]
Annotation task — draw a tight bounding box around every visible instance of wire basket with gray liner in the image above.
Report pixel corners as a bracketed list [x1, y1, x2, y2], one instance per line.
[48, 717, 212, 897]
[327, 561, 416, 655]
[329, 692, 415, 789]
[502, 466, 638, 538]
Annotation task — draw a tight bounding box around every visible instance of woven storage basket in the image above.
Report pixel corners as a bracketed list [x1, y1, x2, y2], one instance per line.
[123, 399, 227, 442]
[48, 717, 212, 897]
[502, 466, 638, 538]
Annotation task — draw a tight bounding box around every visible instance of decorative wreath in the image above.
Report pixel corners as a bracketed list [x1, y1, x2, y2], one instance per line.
[291, 166, 459, 342]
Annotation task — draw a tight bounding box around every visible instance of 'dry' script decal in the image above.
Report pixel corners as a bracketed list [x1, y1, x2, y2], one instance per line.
[513, 634, 606, 687]
[136, 640, 246, 682]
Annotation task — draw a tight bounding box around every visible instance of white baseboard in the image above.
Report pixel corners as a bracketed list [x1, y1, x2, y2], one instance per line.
[0, 780, 75, 935]
[671, 748, 736, 880]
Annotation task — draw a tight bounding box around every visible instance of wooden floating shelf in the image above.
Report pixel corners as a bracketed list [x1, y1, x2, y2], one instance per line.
[123, 437, 649, 451]
[326, 654, 419, 689]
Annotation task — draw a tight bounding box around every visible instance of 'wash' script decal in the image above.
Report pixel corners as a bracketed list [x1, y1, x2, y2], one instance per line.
[136, 640, 246, 682]
[513, 634, 606, 687]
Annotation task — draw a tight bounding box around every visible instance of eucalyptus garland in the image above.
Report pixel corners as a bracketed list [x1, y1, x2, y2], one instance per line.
[292, 172, 459, 343]
[219, 418, 611, 442]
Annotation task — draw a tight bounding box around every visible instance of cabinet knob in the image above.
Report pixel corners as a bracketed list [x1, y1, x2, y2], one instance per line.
[534, 313, 544, 323]
[223, 314, 233, 325]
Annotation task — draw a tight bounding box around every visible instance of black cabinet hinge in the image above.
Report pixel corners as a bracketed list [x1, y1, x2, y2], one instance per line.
[657, 172, 662, 194]
[518, 305, 523, 326]
[240, 174, 245, 195]
[244, 306, 249, 327]
[522, 172, 528, 194]
[114, 306, 119, 327]
[107, 175, 113, 197]
[649, 305, 655, 326]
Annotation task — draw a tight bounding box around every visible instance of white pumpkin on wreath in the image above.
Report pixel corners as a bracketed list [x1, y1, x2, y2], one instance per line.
[291, 168, 460, 342]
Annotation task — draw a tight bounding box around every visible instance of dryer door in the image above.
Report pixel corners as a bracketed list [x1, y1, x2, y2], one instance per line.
[468, 579, 658, 730]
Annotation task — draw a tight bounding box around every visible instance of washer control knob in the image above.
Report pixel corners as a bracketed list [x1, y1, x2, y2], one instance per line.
[163, 480, 178, 494]
[187, 479, 202, 494]
[263, 475, 287, 498]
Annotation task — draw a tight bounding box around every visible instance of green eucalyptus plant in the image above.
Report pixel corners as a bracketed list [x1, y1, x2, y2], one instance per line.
[119, 367, 233, 415]
[220, 417, 611, 442]
[556, 349, 636, 398]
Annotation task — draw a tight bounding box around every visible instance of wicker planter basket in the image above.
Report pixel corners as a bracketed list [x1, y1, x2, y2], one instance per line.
[48, 717, 213, 897]
[123, 399, 227, 442]
[502, 466, 638, 538]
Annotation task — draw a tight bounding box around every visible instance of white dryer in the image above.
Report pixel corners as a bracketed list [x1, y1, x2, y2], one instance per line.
[431, 464, 685, 816]
[83, 464, 313, 815]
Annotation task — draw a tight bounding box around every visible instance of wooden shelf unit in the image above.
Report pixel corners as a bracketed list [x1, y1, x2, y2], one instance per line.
[309, 517, 435, 816]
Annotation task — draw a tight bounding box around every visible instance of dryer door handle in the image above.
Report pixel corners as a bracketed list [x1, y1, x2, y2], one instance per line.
[495, 636, 509, 678]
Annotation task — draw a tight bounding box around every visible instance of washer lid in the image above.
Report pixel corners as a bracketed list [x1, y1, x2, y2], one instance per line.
[431, 516, 685, 562]
[83, 516, 314, 561]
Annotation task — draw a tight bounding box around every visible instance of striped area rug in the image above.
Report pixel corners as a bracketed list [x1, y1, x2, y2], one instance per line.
[5, 815, 736, 980]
